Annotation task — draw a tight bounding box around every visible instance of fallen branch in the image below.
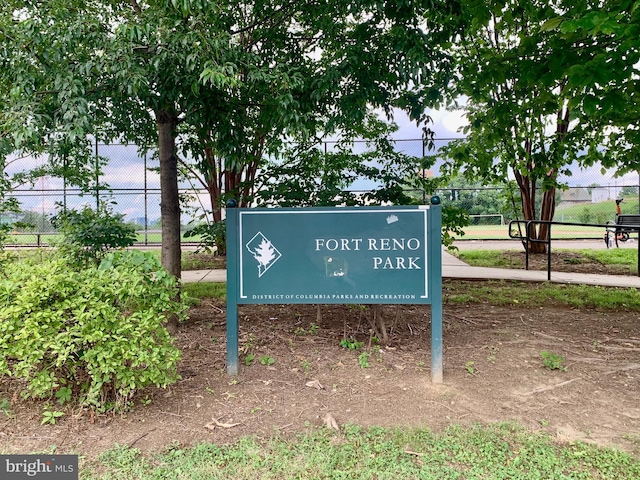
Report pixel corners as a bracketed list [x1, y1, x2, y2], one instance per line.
[601, 338, 640, 345]
[444, 313, 478, 325]
[129, 428, 156, 447]
[602, 364, 640, 376]
[404, 450, 424, 457]
[519, 378, 581, 396]
[205, 418, 242, 430]
[599, 345, 640, 352]
[533, 331, 566, 342]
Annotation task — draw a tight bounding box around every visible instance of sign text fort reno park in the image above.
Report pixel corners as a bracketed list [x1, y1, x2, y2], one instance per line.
[251, 235, 424, 302]
[226, 205, 444, 383]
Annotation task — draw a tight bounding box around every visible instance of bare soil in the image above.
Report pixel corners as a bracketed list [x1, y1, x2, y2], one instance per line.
[497, 250, 637, 276]
[1, 252, 640, 460]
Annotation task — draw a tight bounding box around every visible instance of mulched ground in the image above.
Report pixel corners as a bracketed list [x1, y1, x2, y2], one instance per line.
[1, 251, 639, 461]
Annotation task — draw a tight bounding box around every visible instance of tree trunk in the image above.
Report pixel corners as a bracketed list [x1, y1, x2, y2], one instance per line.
[370, 305, 389, 344]
[202, 135, 265, 221]
[204, 146, 223, 223]
[157, 109, 182, 280]
[515, 167, 559, 255]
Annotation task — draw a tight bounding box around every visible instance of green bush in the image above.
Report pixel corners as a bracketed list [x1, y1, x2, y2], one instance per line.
[0, 251, 188, 410]
[51, 204, 137, 266]
[184, 219, 226, 255]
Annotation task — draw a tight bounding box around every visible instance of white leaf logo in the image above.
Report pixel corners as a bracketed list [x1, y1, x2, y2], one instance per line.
[246, 232, 282, 277]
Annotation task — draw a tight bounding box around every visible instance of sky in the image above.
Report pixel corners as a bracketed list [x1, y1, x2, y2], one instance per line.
[6, 108, 639, 224]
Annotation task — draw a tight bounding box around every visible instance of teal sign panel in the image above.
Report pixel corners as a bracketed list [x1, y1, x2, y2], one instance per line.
[236, 207, 432, 304]
[226, 206, 443, 383]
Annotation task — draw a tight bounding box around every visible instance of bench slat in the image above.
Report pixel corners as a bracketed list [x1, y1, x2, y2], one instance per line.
[617, 215, 640, 223]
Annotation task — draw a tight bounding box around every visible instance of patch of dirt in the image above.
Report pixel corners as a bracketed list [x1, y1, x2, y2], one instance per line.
[498, 250, 636, 276]
[2, 278, 640, 460]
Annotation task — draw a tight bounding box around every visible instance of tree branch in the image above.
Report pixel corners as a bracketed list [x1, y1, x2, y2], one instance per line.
[129, 0, 142, 14]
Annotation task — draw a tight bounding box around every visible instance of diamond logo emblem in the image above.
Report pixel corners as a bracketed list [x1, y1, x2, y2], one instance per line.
[245, 232, 282, 277]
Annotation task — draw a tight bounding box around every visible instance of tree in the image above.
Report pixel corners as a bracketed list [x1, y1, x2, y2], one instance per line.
[16, 210, 54, 232]
[549, 1, 640, 175]
[253, 119, 418, 207]
[1, 0, 461, 274]
[440, 0, 605, 253]
[176, 1, 463, 225]
[437, 176, 512, 221]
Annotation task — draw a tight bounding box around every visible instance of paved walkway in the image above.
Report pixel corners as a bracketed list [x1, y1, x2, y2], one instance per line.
[181, 244, 640, 289]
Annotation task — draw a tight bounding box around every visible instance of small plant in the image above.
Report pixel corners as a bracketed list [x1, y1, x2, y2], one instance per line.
[340, 337, 364, 350]
[301, 359, 312, 373]
[487, 346, 499, 364]
[41, 407, 64, 425]
[348, 304, 367, 312]
[259, 355, 275, 366]
[0, 398, 13, 418]
[358, 352, 370, 368]
[55, 386, 72, 405]
[241, 334, 256, 354]
[244, 353, 255, 366]
[294, 323, 320, 336]
[540, 351, 567, 371]
[370, 345, 383, 363]
[623, 433, 640, 447]
[465, 361, 476, 375]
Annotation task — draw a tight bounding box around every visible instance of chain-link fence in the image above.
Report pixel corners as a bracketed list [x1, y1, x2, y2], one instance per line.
[4, 138, 640, 246]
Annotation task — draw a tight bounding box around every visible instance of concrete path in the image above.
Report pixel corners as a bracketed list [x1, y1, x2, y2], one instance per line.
[181, 244, 640, 289]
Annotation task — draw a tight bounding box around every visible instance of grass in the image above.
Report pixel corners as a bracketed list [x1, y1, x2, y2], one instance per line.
[448, 250, 640, 309]
[454, 249, 522, 268]
[82, 423, 640, 479]
[444, 280, 640, 310]
[555, 196, 640, 223]
[181, 252, 225, 270]
[182, 282, 226, 302]
[456, 247, 638, 272]
[583, 248, 638, 266]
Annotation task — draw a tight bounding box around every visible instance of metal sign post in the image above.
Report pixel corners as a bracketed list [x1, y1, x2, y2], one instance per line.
[226, 205, 444, 383]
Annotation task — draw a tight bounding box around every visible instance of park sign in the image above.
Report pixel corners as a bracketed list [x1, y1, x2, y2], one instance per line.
[226, 205, 443, 383]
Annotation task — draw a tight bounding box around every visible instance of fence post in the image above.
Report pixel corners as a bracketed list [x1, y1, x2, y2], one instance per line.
[225, 200, 239, 375]
[95, 137, 100, 210]
[144, 151, 149, 245]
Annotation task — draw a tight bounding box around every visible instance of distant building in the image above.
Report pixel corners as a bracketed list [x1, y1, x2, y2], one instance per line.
[591, 186, 622, 203]
[560, 188, 591, 204]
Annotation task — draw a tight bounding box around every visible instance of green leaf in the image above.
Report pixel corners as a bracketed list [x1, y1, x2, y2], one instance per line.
[540, 17, 564, 32]
[582, 95, 599, 116]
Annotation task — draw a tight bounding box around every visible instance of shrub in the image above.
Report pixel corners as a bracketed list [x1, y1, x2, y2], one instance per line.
[184, 219, 226, 255]
[51, 203, 137, 266]
[0, 251, 188, 410]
